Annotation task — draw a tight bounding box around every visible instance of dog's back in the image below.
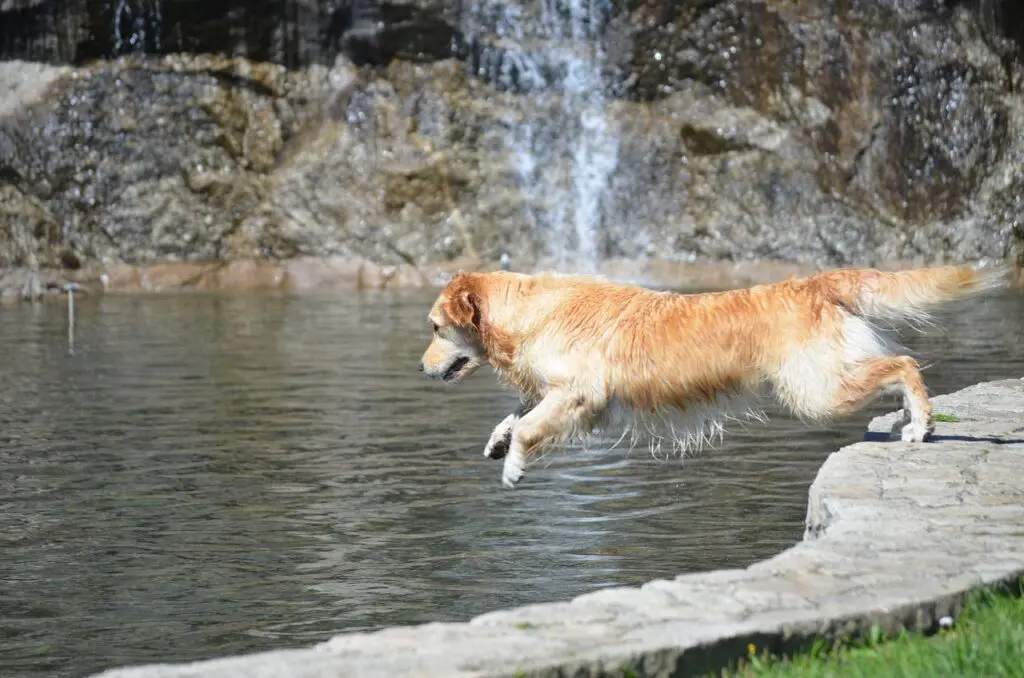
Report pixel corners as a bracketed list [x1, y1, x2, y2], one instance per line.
[513, 265, 1008, 444]
[803, 265, 1009, 327]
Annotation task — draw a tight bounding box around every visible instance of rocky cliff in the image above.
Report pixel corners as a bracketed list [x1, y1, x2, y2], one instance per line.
[1, 0, 1023, 294]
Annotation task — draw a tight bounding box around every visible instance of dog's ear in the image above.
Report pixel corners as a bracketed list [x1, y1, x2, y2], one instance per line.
[443, 275, 482, 329]
[446, 289, 481, 329]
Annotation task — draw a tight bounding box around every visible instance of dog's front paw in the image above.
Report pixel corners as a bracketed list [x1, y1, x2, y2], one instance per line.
[484, 413, 518, 460]
[900, 419, 935, 443]
[485, 435, 510, 460]
[501, 455, 526, 489]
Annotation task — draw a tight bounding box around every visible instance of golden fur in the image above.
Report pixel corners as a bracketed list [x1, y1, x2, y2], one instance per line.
[418, 265, 1008, 488]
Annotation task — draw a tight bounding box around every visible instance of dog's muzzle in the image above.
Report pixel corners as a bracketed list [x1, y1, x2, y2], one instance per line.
[442, 357, 469, 382]
[420, 357, 470, 382]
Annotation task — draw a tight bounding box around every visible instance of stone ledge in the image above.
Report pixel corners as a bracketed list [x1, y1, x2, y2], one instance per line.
[5, 257, 1022, 303]
[91, 378, 1024, 678]
[0, 257, 821, 302]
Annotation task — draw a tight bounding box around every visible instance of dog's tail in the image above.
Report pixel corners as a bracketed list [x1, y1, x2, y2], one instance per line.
[817, 264, 1012, 326]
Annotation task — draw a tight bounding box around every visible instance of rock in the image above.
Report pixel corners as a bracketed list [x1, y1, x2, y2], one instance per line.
[849, 58, 1009, 225]
[86, 378, 1024, 677]
[0, 59, 68, 117]
[0, 0, 468, 67]
[0, 183, 61, 267]
[0, 265, 86, 300]
[1, 0, 1024, 278]
[64, 254, 482, 294]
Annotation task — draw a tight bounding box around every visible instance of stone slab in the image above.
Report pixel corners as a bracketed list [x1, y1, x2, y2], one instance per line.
[91, 378, 1024, 678]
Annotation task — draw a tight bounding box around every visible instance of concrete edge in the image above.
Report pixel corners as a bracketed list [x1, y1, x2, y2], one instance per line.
[90, 377, 1024, 678]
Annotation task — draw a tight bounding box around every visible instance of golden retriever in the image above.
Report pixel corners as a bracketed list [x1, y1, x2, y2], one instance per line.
[418, 265, 1007, 488]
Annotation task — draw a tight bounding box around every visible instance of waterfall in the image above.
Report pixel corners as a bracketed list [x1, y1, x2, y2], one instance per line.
[112, 0, 130, 53]
[461, 0, 620, 270]
[109, 0, 163, 55]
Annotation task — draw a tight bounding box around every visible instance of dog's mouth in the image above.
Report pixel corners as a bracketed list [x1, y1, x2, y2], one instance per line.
[442, 357, 471, 382]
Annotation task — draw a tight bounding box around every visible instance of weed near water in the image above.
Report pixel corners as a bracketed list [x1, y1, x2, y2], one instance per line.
[720, 581, 1024, 678]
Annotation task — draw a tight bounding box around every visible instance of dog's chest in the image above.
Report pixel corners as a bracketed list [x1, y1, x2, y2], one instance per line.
[499, 356, 550, 402]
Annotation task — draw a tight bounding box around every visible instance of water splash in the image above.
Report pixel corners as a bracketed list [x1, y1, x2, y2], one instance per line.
[462, 0, 620, 271]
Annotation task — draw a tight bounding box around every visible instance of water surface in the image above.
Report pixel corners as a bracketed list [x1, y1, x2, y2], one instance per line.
[1, 288, 1022, 677]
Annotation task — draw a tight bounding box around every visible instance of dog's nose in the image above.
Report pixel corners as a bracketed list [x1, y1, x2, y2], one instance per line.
[417, 361, 424, 372]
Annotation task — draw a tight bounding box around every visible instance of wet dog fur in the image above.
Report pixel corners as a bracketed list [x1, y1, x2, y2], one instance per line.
[417, 265, 1008, 488]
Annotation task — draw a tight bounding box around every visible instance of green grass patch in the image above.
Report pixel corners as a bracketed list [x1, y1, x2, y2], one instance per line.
[719, 582, 1024, 677]
[513, 621, 537, 630]
[933, 412, 961, 423]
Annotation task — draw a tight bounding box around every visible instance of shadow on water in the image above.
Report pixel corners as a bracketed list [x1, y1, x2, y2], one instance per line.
[0, 287, 1022, 677]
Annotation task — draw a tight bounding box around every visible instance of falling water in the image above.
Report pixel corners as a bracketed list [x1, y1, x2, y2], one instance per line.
[462, 0, 620, 270]
[110, 0, 163, 55]
[112, 0, 129, 53]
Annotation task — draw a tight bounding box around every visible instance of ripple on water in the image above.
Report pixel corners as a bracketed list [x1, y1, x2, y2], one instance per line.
[0, 289, 1022, 677]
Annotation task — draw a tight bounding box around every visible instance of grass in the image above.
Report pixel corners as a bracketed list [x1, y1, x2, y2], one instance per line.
[720, 582, 1024, 678]
[933, 412, 961, 423]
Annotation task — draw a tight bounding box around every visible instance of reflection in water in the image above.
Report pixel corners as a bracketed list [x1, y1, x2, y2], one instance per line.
[1, 288, 1022, 677]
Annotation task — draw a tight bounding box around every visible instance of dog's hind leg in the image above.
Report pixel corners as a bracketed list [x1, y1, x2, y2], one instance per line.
[773, 313, 931, 440]
[501, 389, 598, 488]
[483, 401, 535, 460]
[831, 355, 933, 442]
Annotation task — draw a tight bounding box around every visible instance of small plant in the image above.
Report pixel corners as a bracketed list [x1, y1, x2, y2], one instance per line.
[933, 412, 960, 422]
[864, 623, 887, 647]
[514, 621, 536, 630]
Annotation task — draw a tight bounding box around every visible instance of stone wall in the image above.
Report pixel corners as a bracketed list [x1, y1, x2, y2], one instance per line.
[2, 1, 1024, 278]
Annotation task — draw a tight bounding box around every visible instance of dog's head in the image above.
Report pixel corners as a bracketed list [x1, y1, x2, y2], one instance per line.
[418, 273, 488, 384]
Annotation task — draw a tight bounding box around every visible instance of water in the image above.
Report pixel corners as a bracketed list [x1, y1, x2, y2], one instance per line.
[463, 0, 620, 268]
[1, 288, 1022, 678]
[108, 0, 162, 55]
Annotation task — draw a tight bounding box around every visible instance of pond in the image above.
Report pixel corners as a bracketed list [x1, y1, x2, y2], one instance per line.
[2, 287, 1022, 677]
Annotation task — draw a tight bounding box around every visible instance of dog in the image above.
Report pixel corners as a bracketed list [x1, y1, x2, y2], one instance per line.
[418, 265, 1008, 488]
